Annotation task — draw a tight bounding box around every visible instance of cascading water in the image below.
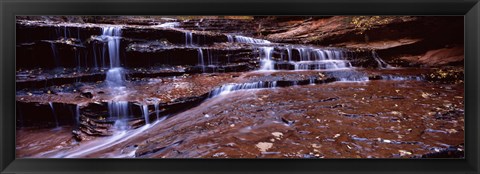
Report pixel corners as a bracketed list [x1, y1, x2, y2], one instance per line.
[197, 48, 205, 72]
[154, 22, 179, 28]
[142, 105, 150, 124]
[209, 81, 277, 97]
[285, 48, 352, 71]
[287, 47, 292, 62]
[50, 43, 60, 67]
[100, 26, 132, 131]
[75, 105, 80, 127]
[259, 47, 275, 71]
[102, 26, 125, 88]
[106, 67, 125, 87]
[227, 35, 234, 43]
[108, 101, 129, 131]
[185, 31, 193, 46]
[233, 35, 271, 44]
[154, 100, 160, 120]
[372, 50, 392, 69]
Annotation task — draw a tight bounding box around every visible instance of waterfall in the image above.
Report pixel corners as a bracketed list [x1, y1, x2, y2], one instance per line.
[108, 101, 129, 130]
[287, 47, 292, 62]
[309, 77, 316, 85]
[102, 26, 125, 87]
[259, 47, 275, 71]
[154, 101, 160, 120]
[234, 35, 271, 44]
[227, 35, 234, 43]
[280, 47, 353, 71]
[142, 105, 150, 124]
[209, 81, 277, 98]
[103, 27, 122, 68]
[185, 31, 193, 46]
[75, 105, 80, 127]
[372, 50, 392, 69]
[92, 44, 98, 69]
[154, 22, 179, 28]
[337, 77, 370, 82]
[106, 67, 125, 87]
[197, 48, 205, 72]
[48, 102, 59, 128]
[49, 43, 60, 67]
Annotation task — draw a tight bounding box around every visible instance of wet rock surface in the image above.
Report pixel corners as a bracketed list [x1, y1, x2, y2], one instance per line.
[15, 17, 464, 158]
[17, 80, 464, 158]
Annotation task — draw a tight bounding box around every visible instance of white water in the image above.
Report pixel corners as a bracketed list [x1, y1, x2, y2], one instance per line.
[197, 48, 205, 72]
[153, 22, 179, 28]
[106, 67, 126, 87]
[154, 101, 160, 120]
[102, 27, 122, 68]
[287, 47, 292, 62]
[75, 105, 80, 127]
[108, 101, 129, 131]
[185, 31, 193, 46]
[209, 81, 277, 97]
[309, 77, 316, 85]
[227, 35, 234, 42]
[380, 75, 424, 81]
[142, 105, 150, 124]
[337, 76, 370, 82]
[286, 48, 352, 71]
[259, 47, 275, 71]
[102, 26, 125, 88]
[233, 35, 271, 44]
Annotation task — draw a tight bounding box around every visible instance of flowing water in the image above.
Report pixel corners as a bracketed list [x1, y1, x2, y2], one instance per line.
[102, 26, 125, 87]
[15, 21, 464, 158]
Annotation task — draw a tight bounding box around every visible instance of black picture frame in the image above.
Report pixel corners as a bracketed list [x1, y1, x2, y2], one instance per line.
[1, 0, 479, 173]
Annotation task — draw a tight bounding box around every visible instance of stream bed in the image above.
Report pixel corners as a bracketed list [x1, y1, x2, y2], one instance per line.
[15, 17, 464, 158]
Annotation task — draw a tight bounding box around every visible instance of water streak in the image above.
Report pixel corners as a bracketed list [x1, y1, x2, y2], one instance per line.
[49, 43, 60, 67]
[197, 48, 205, 72]
[372, 50, 392, 69]
[48, 102, 59, 128]
[142, 105, 150, 124]
[185, 31, 193, 46]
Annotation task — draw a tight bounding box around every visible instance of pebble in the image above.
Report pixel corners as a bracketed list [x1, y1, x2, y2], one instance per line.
[256, 142, 273, 152]
[271, 132, 283, 139]
[333, 134, 341, 139]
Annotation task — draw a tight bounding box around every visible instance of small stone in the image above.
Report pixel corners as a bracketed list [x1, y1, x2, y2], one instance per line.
[446, 129, 458, 134]
[271, 132, 283, 140]
[225, 143, 236, 147]
[333, 134, 341, 139]
[311, 144, 321, 148]
[256, 142, 273, 152]
[399, 150, 412, 156]
[212, 152, 227, 158]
